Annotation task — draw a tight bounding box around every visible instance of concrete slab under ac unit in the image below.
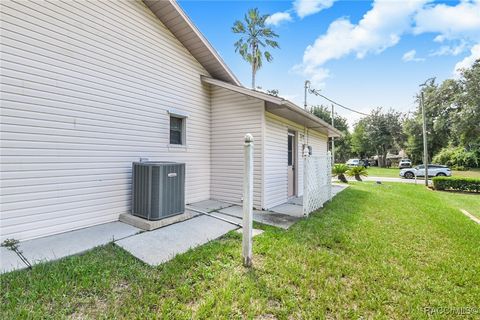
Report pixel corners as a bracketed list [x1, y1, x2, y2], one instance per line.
[119, 209, 201, 231]
[116, 215, 238, 266]
[18, 222, 141, 266]
[0, 246, 28, 274]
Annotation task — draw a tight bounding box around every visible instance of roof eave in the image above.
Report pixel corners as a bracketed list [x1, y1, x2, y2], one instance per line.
[202, 76, 343, 138]
[144, 0, 241, 86]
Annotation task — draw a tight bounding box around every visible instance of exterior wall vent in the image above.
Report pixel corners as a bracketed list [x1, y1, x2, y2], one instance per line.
[132, 161, 185, 220]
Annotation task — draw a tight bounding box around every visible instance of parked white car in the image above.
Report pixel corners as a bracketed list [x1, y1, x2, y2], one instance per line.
[400, 164, 452, 179]
[346, 159, 361, 167]
[398, 159, 412, 168]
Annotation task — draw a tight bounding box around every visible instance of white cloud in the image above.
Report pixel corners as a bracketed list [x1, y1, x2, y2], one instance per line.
[414, 0, 480, 42]
[291, 63, 330, 87]
[430, 41, 467, 57]
[453, 43, 480, 77]
[294, 0, 336, 18]
[296, 0, 426, 85]
[402, 49, 425, 62]
[266, 12, 293, 26]
[293, 0, 480, 88]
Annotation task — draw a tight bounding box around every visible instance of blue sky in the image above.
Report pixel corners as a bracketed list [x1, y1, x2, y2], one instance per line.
[180, 0, 480, 127]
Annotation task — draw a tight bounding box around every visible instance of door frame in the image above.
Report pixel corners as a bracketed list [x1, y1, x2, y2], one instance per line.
[287, 130, 297, 198]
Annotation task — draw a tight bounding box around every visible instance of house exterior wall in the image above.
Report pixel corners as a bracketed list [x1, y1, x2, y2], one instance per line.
[263, 112, 328, 209]
[210, 86, 264, 208]
[0, 0, 213, 241]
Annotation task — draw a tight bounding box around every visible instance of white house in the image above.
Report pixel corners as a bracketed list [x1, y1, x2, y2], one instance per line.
[0, 0, 341, 242]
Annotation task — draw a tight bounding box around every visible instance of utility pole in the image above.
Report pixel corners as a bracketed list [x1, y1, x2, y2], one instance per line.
[420, 91, 428, 186]
[419, 78, 434, 187]
[331, 104, 335, 165]
[304, 80, 310, 110]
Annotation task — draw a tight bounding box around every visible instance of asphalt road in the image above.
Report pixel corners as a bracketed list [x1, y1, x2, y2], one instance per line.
[334, 176, 432, 184]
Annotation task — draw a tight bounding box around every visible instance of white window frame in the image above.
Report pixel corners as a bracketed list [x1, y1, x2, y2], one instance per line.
[168, 110, 188, 147]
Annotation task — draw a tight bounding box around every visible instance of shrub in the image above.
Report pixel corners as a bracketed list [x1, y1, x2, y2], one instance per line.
[346, 166, 368, 181]
[432, 147, 479, 168]
[432, 177, 480, 193]
[333, 164, 349, 183]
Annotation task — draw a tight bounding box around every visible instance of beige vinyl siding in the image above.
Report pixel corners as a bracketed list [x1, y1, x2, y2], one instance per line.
[210, 87, 263, 208]
[263, 113, 288, 208]
[263, 112, 328, 209]
[0, 0, 212, 241]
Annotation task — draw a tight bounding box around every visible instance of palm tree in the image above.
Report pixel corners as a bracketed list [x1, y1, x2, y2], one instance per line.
[232, 8, 279, 89]
[333, 164, 349, 183]
[346, 166, 368, 182]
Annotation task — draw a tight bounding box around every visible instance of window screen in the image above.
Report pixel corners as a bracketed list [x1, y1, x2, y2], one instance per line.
[170, 116, 183, 145]
[288, 135, 293, 166]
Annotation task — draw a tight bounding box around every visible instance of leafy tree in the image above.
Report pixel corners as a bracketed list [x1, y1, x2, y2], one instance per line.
[403, 117, 424, 164]
[452, 59, 480, 148]
[404, 78, 460, 162]
[311, 105, 352, 162]
[351, 119, 374, 159]
[353, 108, 405, 167]
[433, 147, 479, 168]
[232, 8, 280, 89]
[404, 60, 480, 166]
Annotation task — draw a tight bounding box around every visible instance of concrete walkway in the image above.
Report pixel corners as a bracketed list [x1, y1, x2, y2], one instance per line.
[116, 215, 238, 266]
[1, 222, 141, 274]
[1, 184, 349, 272]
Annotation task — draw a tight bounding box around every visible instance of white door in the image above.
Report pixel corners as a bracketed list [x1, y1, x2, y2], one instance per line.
[287, 132, 296, 197]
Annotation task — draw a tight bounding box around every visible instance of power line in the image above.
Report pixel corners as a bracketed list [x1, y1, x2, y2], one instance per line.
[314, 91, 369, 116]
[304, 81, 370, 117]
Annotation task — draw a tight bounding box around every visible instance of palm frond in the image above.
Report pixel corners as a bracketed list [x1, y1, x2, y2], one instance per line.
[265, 39, 280, 49]
[264, 51, 273, 63]
[232, 20, 246, 34]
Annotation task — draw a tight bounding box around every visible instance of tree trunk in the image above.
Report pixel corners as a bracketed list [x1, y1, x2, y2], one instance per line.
[251, 63, 256, 89]
[355, 174, 362, 181]
[251, 44, 257, 89]
[338, 174, 348, 183]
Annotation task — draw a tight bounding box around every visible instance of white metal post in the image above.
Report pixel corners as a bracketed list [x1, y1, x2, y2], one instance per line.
[303, 146, 310, 216]
[327, 151, 332, 201]
[331, 104, 335, 165]
[242, 134, 254, 267]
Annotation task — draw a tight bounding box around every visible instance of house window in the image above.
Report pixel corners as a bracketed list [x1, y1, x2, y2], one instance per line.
[169, 116, 185, 145]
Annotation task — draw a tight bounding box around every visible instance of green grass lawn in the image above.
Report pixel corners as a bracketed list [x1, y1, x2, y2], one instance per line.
[1, 183, 479, 319]
[434, 190, 480, 219]
[366, 166, 402, 177]
[366, 167, 480, 179]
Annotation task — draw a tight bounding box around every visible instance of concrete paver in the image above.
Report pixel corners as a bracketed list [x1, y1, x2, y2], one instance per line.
[188, 200, 234, 213]
[19, 222, 141, 266]
[116, 215, 237, 266]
